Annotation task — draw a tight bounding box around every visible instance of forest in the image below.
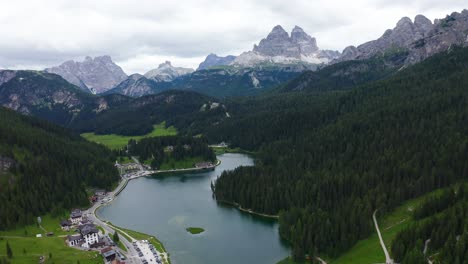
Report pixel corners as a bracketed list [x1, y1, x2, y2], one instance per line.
[118, 135, 216, 169]
[391, 185, 468, 263]
[0, 107, 119, 229]
[212, 46, 468, 260]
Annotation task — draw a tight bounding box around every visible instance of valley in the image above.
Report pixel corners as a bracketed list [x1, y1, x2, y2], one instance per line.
[0, 5, 467, 264]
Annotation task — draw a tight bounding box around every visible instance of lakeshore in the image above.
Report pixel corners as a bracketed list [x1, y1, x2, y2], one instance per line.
[98, 153, 289, 264]
[86, 156, 222, 263]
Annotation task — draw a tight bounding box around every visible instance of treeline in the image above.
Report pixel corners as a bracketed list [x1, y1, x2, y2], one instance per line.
[212, 47, 468, 259]
[118, 135, 216, 169]
[391, 185, 468, 263]
[0, 107, 119, 229]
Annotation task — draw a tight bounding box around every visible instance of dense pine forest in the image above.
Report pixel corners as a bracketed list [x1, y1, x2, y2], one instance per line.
[391, 185, 468, 263]
[0, 107, 119, 229]
[120, 135, 216, 169]
[211, 47, 468, 260]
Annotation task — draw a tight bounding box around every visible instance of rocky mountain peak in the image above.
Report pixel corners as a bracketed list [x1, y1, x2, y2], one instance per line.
[268, 25, 289, 39]
[197, 54, 236, 70]
[159, 61, 172, 68]
[291, 25, 319, 54]
[235, 25, 339, 66]
[45, 55, 127, 94]
[414, 15, 431, 26]
[396, 17, 413, 28]
[144, 61, 194, 82]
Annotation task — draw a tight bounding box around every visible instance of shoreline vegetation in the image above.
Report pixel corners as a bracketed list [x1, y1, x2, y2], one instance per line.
[216, 199, 279, 219]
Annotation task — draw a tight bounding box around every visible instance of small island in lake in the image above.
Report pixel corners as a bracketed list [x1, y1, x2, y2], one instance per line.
[186, 227, 205, 234]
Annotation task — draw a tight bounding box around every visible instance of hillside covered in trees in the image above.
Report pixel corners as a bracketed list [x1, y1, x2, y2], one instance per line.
[0, 107, 119, 229]
[121, 135, 216, 169]
[391, 185, 468, 263]
[211, 47, 468, 260]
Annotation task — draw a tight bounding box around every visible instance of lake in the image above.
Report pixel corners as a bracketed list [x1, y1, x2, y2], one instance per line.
[98, 153, 290, 264]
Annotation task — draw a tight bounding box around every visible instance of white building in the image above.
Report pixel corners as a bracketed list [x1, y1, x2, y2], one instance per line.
[70, 209, 82, 224]
[79, 224, 99, 248]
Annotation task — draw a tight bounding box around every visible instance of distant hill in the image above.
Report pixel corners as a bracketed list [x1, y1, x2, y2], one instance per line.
[0, 107, 119, 229]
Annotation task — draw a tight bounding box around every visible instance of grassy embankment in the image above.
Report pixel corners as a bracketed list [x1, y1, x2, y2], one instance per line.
[0, 215, 100, 264]
[278, 188, 445, 264]
[186, 227, 205, 235]
[81, 122, 177, 150]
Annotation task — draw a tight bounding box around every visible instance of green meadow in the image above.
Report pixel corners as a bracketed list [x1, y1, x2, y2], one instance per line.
[0, 215, 100, 264]
[81, 122, 177, 149]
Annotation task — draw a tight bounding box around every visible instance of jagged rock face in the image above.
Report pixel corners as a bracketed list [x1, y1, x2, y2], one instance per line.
[45, 56, 128, 94]
[0, 70, 16, 86]
[407, 10, 468, 63]
[197, 54, 236, 70]
[351, 16, 433, 60]
[144, 61, 194, 82]
[337, 10, 468, 64]
[233, 25, 340, 67]
[291, 26, 319, 54]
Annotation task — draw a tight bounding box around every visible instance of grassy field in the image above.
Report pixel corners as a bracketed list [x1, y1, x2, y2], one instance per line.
[159, 157, 206, 170]
[0, 237, 101, 264]
[186, 227, 204, 235]
[81, 122, 177, 149]
[117, 156, 134, 164]
[0, 215, 100, 264]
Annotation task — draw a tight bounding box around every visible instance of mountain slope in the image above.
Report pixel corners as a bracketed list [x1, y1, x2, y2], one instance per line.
[0, 70, 128, 126]
[209, 46, 468, 260]
[0, 107, 119, 229]
[279, 49, 408, 93]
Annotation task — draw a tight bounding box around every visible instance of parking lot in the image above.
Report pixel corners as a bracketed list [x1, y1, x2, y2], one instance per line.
[134, 240, 162, 264]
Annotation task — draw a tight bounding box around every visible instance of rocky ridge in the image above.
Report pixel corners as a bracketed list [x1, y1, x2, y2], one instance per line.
[337, 10, 468, 64]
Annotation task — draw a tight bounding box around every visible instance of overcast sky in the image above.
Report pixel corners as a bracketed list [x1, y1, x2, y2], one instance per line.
[0, 0, 465, 73]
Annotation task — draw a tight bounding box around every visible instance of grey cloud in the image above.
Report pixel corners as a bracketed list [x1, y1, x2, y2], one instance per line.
[0, 0, 466, 73]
